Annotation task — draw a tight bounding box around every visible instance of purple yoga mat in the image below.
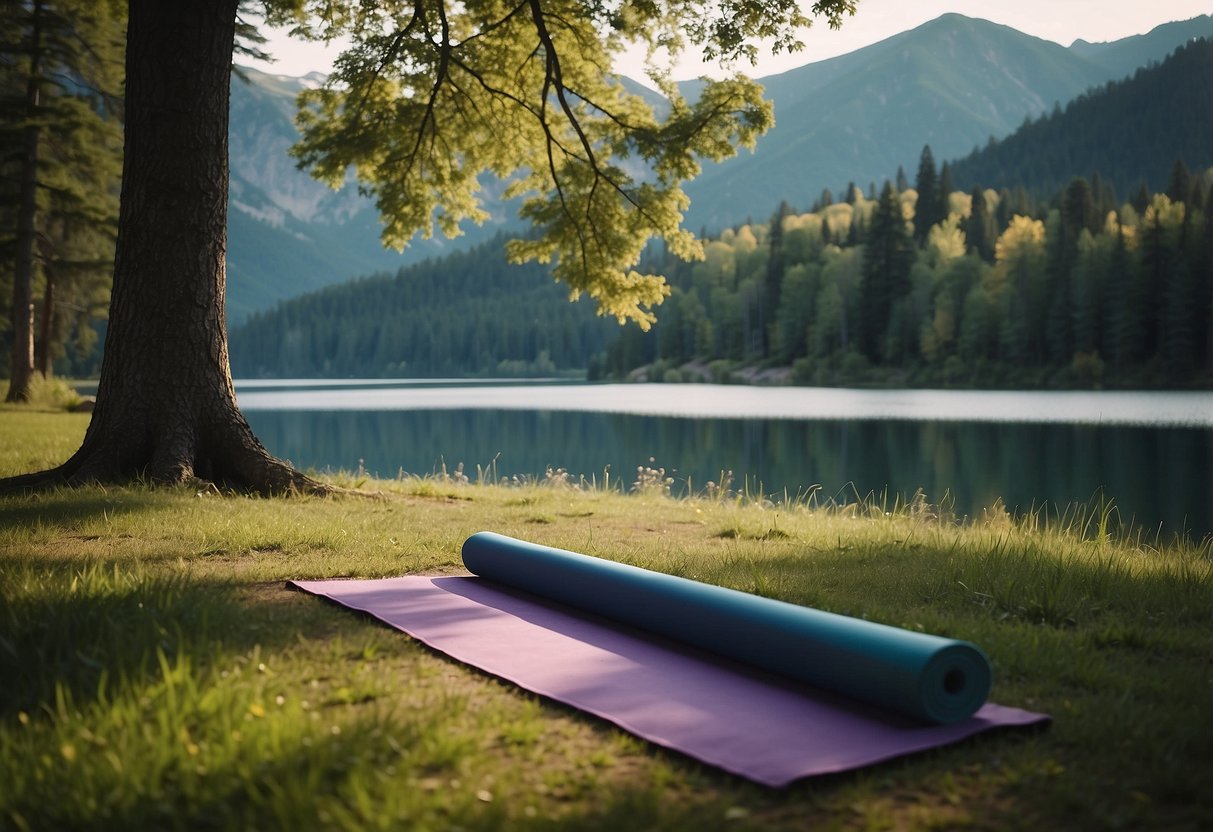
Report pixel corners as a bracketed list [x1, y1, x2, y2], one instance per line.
[289, 575, 1048, 787]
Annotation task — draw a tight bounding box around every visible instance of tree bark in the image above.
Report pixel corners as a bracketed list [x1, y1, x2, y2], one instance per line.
[3, 0, 326, 494]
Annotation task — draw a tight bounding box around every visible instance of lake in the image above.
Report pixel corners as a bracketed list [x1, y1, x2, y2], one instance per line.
[236, 381, 1213, 541]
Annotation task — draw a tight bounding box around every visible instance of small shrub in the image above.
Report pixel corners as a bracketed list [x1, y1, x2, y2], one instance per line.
[839, 350, 870, 379]
[791, 357, 816, 385]
[941, 355, 967, 386]
[3, 376, 83, 411]
[1066, 350, 1106, 388]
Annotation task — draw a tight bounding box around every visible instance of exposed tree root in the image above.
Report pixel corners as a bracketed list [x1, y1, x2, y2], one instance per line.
[0, 424, 340, 497]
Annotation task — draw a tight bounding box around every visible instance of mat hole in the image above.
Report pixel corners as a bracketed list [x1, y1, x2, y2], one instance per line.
[943, 669, 965, 694]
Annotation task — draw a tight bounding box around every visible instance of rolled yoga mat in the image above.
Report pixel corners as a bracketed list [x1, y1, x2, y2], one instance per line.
[462, 531, 991, 724]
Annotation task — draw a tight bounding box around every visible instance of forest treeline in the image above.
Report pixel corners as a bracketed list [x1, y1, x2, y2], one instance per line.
[229, 239, 618, 378]
[594, 155, 1213, 389]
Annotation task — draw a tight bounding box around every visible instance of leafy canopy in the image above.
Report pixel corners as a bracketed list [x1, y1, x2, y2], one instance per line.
[280, 1, 857, 327]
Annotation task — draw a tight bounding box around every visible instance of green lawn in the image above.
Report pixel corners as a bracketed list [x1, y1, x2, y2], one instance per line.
[1, 409, 1210, 830]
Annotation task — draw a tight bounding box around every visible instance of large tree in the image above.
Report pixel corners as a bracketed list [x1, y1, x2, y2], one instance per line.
[2, 0, 857, 493]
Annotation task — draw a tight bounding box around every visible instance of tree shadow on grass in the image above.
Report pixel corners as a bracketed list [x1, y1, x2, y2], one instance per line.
[0, 558, 338, 718]
[4, 696, 457, 829]
[0, 488, 165, 530]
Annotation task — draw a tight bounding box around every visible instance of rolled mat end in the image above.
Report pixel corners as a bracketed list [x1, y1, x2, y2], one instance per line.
[918, 643, 992, 724]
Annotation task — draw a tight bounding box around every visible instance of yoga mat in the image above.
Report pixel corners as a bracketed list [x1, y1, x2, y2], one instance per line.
[290, 575, 1048, 786]
[463, 532, 989, 724]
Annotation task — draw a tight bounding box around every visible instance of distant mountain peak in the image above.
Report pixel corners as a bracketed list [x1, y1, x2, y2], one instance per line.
[300, 71, 328, 88]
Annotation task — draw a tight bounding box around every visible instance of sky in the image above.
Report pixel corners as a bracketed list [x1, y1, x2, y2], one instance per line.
[248, 1, 1213, 81]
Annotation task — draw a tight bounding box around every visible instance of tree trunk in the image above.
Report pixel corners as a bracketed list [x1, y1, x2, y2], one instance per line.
[36, 265, 54, 378]
[6, 0, 42, 403]
[3, 0, 326, 494]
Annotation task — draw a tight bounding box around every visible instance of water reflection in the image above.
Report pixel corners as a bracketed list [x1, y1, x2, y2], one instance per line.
[245, 408, 1212, 540]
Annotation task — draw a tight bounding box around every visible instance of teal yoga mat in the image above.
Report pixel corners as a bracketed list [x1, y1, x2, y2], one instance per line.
[462, 532, 992, 724]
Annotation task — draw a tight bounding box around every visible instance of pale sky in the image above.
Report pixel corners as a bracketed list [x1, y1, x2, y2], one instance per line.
[248, 1, 1212, 81]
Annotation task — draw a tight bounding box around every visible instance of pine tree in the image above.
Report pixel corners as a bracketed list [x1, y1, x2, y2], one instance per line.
[958, 282, 995, 362]
[1090, 170, 1117, 219]
[964, 186, 996, 262]
[1102, 227, 1141, 376]
[1138, 194, 1186, 364]
[761, 201, 791, 355]
[1202, 187, 1213, 371]
[0, 0, 124, 400]
[938, 162, 954, 220]
[994, 215, 1048, 366]
[913, 145, 941, 244]
[771, 263, 816, 363]
[1131, 183, 1151, 214]
[33, 79, 122, 377]
[1069, 229, 1106, 356]
[1160, 196, 1198, 378]
[858, 181, 915, 362]
[1166, 157, 1191, 204]
[1044, 178, 1101, 363]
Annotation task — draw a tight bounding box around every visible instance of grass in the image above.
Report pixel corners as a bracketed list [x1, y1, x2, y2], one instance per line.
[1, 409, 1211, 830]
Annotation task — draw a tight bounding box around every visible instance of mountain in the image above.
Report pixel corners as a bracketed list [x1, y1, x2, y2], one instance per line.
[226, 69, 520, 322]
[679, 13, 1213, 229]
[224, 14, 1213, 320]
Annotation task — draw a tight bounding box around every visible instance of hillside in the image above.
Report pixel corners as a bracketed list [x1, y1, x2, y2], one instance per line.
[947, 38, 1213, 198]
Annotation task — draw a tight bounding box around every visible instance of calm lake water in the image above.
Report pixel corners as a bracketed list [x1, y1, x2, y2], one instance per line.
[237, 381, 1213, 541]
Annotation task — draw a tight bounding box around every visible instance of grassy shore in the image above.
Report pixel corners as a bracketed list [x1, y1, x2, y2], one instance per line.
[1, 409, 1210, 830]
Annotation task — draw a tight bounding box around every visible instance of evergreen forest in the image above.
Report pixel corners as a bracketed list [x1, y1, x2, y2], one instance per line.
[595, 157, 1213, 389]
[228, 239, 618, 378]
